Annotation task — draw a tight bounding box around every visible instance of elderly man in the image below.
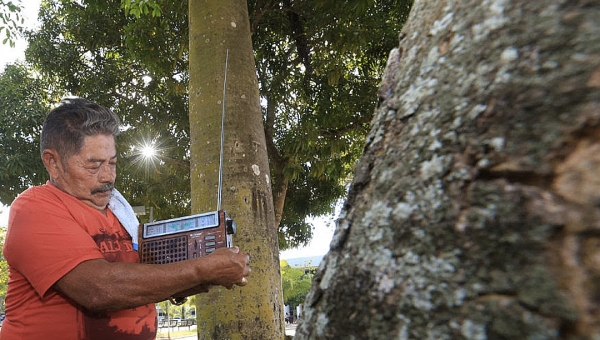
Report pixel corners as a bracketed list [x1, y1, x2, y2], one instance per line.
[2, 98, 251, 339]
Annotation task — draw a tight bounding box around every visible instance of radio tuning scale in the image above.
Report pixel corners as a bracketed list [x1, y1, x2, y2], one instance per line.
[139, 50, 237, 264]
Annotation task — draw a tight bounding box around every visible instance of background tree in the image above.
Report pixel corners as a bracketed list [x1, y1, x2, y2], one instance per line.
[250, 0, 413, 248]
[0, 63, 63, 203]
[0, 227, 8, 314]
[155, 297, 197, 322]
[280, 260, 314, 308]
[1, 0, 412, 249]
[0, 0, 23, 47]
[296, 0, 600, 339]
[23, 0, 192, 220]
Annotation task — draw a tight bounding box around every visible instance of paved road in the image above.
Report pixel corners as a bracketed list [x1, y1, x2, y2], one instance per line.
[286, 323, 298, 337]
[156, 323, 297, 339]
[2, 323, 297, 339]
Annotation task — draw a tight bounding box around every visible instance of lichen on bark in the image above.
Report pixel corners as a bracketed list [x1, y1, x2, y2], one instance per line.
[295, 0, 600, 339]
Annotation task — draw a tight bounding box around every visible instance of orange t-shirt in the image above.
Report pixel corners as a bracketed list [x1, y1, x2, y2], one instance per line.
[1, 182, 157, 340]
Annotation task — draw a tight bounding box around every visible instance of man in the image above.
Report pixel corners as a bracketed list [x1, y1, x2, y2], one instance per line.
[1, 98, 251, 339]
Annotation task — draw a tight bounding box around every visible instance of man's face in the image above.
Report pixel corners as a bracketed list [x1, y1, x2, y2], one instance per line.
[49, 134, 117, 211]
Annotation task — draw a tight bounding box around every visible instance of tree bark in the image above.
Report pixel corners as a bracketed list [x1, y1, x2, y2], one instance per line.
[265, 96, 288, 228]
[189, 0, 285, 338]
[296, 0, 600, 339]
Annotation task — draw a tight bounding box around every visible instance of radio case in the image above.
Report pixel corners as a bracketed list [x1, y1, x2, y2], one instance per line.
[139, 210, 236, 264]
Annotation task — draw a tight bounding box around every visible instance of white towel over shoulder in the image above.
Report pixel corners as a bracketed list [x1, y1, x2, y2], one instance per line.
[108, 189, 140, 250]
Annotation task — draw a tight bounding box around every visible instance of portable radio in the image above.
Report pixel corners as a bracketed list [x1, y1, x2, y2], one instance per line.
[139, 50, 236, 265]
[139, 210, 236, 264]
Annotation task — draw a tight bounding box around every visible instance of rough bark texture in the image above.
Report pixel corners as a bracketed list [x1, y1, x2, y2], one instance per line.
[295, 0, 600, 339]
[189, 0, 285, 339]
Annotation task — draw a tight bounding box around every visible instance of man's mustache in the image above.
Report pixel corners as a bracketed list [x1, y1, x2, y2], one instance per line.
[91, 183, 115, 195]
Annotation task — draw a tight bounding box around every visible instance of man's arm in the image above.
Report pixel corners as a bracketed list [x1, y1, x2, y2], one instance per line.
[53, 246, 250, 313]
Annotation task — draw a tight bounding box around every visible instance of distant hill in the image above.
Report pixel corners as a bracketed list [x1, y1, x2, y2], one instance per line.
[283, 255, 324, 268]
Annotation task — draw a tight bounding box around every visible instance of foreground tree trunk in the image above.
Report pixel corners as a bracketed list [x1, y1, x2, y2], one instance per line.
[189, 0, 285, 339]
[296, 0, 600, 339]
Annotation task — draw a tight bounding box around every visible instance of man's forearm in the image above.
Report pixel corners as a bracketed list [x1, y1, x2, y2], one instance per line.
[53, 247, 249, 313]
[54, 258, 208, 312]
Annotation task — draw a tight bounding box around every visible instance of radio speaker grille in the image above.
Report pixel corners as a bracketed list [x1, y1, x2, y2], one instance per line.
[140, 235, 188, 264]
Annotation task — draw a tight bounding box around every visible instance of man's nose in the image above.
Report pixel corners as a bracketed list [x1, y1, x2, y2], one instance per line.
[98, 164, 116, 183]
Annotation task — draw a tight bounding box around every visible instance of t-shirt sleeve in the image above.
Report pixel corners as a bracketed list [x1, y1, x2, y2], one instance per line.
[4, 189, 105, 298]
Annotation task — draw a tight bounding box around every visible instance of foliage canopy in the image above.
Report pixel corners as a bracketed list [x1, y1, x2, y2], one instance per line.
[0, 0, 23, 47]
[280, 260, 316, 308]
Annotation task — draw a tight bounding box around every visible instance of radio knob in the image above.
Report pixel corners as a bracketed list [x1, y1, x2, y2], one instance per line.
[226, 219, 236, 235]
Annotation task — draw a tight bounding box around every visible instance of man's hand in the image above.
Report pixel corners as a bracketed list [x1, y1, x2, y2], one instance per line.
[202, 246, 251, 289]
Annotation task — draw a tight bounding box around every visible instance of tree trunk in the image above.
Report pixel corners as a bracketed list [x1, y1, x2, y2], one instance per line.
[188, 0, 285, 339]
[296, 0, 600, 339]
[265, 96, 288, 228]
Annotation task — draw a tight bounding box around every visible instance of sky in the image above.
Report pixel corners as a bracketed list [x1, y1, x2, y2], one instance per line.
[0, 0, 335, 260]
[0, 0, 40, 69]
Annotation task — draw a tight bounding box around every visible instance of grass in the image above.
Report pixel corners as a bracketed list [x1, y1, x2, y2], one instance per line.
[156, 328, 197, 339]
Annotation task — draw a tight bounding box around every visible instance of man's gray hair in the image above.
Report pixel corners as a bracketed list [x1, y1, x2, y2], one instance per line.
[40, 97, 121, 162]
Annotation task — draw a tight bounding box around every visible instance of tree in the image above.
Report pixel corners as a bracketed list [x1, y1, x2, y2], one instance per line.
[188, 0, 284, 338]
[0, 0, 23, 47]
[296, 0, 600, 339]
[22, 0, 192, 221]
[280, 260, 314, 308]
[0, 63, 62, 203]
[8, 0, 412, 249]
[250, 0, 413, 248]
[155, 296, 197, 322]
[0, 227, 8, 314]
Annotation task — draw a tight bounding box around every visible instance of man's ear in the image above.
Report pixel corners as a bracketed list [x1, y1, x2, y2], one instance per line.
[42, 149, 62, 180]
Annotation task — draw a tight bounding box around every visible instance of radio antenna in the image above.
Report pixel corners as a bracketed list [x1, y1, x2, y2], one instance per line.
[217, 49, 229, 211]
